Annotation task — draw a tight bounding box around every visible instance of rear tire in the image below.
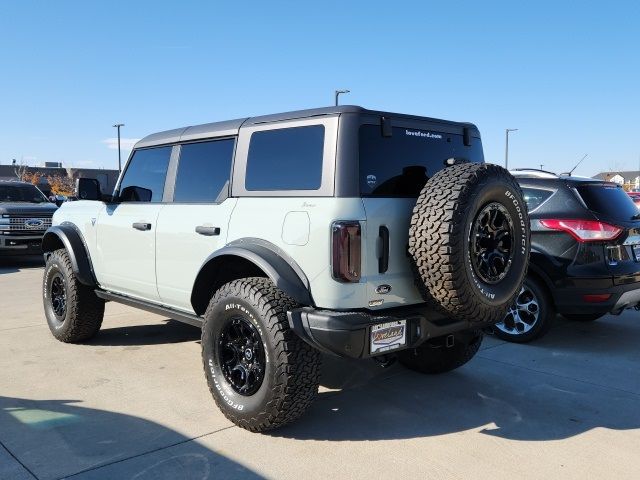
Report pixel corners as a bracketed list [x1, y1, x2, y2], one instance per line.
[397, 329, 483, 374]
[563, 313, 604, 322]
[201, 277, 320, 432]
[493, 275, 554, 343]
[43, 248, 105, 342]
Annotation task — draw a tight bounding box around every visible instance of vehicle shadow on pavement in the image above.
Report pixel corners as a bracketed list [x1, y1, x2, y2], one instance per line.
[0, 255, 43, 275]
[271, 346, 640, 442]
[0, 396, 263, 480]
[87, 320, 201, 346]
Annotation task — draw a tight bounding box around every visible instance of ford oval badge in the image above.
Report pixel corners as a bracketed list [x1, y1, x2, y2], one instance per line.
[375, 284, 392, 295]
[25, 218, 45, 229]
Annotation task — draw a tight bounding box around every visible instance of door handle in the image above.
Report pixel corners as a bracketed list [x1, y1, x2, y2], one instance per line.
[132, 222, 152, 231]
[195, 226, 221, 236]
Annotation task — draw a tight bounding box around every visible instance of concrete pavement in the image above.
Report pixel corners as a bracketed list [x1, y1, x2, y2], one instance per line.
[1, 256, 639, 479]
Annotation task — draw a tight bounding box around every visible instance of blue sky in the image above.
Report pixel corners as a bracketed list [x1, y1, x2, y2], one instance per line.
[1, 0, 638, 177]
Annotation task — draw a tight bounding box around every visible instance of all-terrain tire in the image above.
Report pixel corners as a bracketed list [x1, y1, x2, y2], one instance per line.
[43, 248, 105, 342]
[398, 329, 483, 374]
[409, 163, 530, 324]
[201, 277, 320, 432]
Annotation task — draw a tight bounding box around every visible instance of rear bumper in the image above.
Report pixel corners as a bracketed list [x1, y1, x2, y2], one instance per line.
[0, 234, 43, 255]
[553, 279, 640, 315]
[287, 305, 492, 359]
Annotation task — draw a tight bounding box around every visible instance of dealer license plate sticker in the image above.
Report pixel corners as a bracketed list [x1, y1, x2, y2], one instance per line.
[633, 244, 640, 262]
[370, 320, 407, 354]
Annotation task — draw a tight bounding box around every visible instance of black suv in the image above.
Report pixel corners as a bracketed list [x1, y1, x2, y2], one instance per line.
[493, 169, 640, 342]
[0, 180, 57, 256]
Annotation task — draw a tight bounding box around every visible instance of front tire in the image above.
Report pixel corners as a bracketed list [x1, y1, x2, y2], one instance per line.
[397, 329, 483, 374]
[493, 276, 554, 343]
[201, 277, 320, 432]
[43, 248, 105, 342]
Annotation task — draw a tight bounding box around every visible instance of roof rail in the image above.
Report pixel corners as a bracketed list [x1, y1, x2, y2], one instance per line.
[509, 168, 559, 179]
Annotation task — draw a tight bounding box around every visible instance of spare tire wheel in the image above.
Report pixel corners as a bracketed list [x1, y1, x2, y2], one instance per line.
[408, 162, 530, 324]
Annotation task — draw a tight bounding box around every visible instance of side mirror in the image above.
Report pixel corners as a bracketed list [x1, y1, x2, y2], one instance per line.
[76, 178, 102, 201]
[119, 185, 152, 202]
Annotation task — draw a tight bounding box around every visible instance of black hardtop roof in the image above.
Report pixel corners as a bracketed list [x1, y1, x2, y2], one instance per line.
[135, 105, 478, 149]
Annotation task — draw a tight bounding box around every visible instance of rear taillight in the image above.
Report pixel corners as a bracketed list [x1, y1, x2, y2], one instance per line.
[331, 221, 361, 283]
[539, 219, 622, 242]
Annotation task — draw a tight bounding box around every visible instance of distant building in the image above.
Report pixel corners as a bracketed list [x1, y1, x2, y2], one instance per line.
[0, 164, 119, 196]
[593, 171, 640, 190]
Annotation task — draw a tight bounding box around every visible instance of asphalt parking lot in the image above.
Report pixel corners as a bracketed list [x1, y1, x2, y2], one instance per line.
[1, 257, 639, 480]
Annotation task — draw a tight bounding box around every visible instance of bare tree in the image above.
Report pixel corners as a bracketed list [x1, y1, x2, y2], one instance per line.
[14, 163, 29, 181]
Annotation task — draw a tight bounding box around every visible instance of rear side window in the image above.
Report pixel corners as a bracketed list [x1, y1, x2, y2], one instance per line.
[576, 184, 639, 221]
[359, 125, 484, 197]
[522, 187, 553, 211]
[174, 139, 235, 203]
[119, 146, 171, 202]
[246, 125, 324, 191]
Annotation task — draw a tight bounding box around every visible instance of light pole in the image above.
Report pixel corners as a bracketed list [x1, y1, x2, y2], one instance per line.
[335, 89, 350, 106]
[112, 123, 124, 172]
[505, 128, 518, 169]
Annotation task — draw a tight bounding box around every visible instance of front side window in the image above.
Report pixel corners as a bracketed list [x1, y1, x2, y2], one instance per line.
[174, 139, 235, 203]
[245, 125, 324, 191]
[359, 125, 484, 197]
[118, 146, 171, 202]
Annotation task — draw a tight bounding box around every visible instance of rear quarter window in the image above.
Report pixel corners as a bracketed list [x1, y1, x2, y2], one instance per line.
[245, 125, 324, 191]
[521, 187, 554, 211]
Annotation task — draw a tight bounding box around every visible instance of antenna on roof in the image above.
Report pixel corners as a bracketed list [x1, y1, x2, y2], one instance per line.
[561, 154, 588, 176]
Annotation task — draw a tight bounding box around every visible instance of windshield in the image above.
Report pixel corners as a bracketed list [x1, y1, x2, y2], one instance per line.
[576, 184, 639, 221]
[359, 125, 484, 197]
[0, 184, 48, 203]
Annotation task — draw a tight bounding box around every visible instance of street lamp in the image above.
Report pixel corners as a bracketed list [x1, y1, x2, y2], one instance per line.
[112, 123, 125, 172]
[335, 89, 350, 106]
[504, 128, 518, 169]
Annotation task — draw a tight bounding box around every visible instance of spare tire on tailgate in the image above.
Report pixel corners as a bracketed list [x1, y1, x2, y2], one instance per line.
[409, 162, 530, 324]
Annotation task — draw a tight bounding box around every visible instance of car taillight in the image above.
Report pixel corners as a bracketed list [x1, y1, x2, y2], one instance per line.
[539, 219, 622, 242]
[331, 221, 361, 283]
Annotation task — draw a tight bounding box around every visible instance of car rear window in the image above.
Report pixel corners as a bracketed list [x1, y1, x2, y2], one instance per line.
[576, 184, 639, 220]
[359, 125, 484, 197]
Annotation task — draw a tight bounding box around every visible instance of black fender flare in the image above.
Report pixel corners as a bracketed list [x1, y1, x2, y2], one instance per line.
[41, 224, 97, 287]
[192, 238, 313, 310]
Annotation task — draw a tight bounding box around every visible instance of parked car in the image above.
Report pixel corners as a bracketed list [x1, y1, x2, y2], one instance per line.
[0, 180, 57, 255]
[41, 105, 531, 431]
[493, 169, 640, 343]
[627, 191, 640, 208]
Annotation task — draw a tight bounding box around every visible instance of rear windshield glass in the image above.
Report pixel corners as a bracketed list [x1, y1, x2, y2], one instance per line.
[576, 184, 639, 220]
[359, 125, 484, 197]
[0, 184, 48, 203]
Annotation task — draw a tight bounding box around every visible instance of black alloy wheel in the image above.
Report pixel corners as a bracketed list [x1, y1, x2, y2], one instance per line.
[218, 316, 266, 396]
[470, 202, 515, 285]
[50, 273, 67, 319]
